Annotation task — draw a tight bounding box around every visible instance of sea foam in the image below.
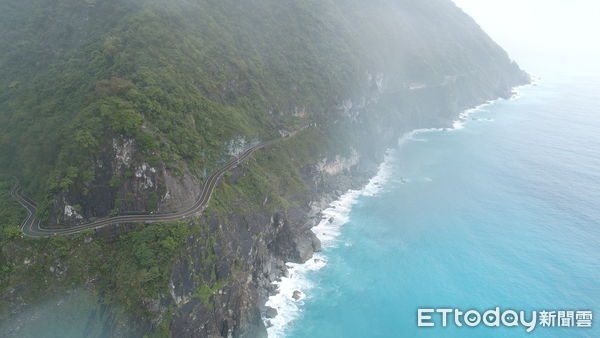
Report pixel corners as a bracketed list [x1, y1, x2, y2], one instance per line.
[263, 81, 536, 336]
[264, 152, 393, 337]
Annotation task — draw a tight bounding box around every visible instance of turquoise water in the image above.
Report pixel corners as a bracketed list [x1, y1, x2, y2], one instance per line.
[286, 76, 600, 337]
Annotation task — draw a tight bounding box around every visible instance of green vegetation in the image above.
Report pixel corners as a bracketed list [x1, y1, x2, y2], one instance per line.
[0, 0, 527, 335]
[0, 223, 188, 315]
[0, 173, 191, 318]
[0, 0, 368, 211]
[0, 0, 524, 215]
[193, 280, 224, 306]
[0, 178, 25, 233]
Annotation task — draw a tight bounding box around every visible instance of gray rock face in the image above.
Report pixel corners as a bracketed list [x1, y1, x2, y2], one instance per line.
[0, 0, 530, 337]
[47, 137, 203, 227]
[292, 291, 303, 301]
[42, 1, 529, 337]
[166, 72, 529, 338]
[265, 306, 278, 319]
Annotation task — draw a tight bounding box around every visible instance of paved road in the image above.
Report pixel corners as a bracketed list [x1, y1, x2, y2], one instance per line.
[12, 141, 273, 237]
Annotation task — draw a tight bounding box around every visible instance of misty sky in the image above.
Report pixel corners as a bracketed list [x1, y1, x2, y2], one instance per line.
[453, 0, 600, 76]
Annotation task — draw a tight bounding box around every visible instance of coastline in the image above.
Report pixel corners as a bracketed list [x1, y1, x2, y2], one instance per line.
[261, 80, 535, 337]
[264, 152, 394, 337]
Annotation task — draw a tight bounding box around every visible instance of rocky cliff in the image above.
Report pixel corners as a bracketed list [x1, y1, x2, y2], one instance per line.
[0, 0, 528, 337]
[171, 78, 527, 338]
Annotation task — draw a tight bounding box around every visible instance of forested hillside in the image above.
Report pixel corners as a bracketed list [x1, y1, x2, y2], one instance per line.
[0, 0, 524, 222]
[0, 0, 363, 219]
[0, 0, 528, 336]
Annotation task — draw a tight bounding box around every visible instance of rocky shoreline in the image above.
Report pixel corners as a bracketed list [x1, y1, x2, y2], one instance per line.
[244, 80, 530, 338]
[0, 1, 535, 336]
[0, 77, 527, 338]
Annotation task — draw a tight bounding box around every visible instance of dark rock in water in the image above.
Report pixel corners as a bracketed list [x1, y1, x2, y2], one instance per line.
[328, 217, 335, 223]
[292, 290, 302, 301]
[265, 306, 278, 319]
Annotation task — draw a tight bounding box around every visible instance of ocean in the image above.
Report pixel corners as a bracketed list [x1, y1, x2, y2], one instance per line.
[266, 74, 600, 337]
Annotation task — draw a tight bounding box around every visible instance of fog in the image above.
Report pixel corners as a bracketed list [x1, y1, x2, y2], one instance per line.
[453, 0, 600, 76]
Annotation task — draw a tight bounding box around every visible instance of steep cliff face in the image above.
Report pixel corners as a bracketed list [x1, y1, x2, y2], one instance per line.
[166, 77, 528, 338]
[0, 0, 528, 337]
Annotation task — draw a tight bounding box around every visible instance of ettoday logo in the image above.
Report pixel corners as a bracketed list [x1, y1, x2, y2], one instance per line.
[417, 308, 593, 333]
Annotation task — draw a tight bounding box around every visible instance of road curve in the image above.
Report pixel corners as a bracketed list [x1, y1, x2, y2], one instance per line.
[12, 140, 275, 237]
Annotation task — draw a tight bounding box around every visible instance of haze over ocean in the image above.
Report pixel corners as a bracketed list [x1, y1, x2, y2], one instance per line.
[275, 74, 600, 337]
[267, 2, 600, 336]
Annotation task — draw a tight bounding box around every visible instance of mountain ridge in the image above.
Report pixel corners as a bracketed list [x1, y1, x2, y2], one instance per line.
[0, 0, 528, 336]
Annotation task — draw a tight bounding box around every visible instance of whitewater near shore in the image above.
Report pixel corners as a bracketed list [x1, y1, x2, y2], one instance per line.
[262, 80, 536, 337]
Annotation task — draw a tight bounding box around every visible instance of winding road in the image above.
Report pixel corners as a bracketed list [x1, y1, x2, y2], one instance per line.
[11, 140, 274, 237]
